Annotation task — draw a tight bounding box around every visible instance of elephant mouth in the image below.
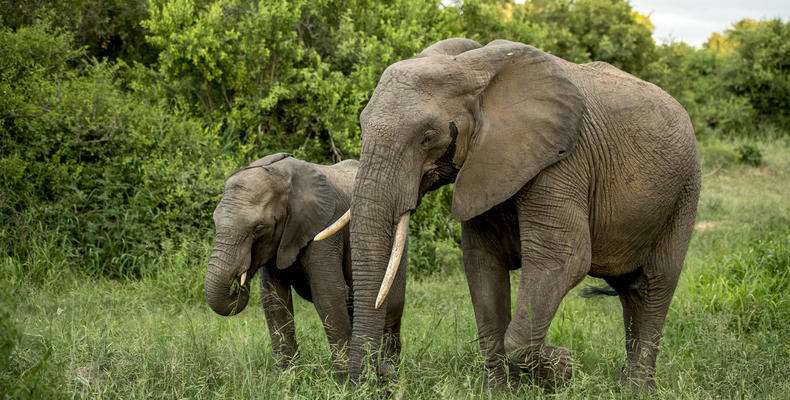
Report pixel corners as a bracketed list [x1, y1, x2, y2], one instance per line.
[221, 273, 251, 316]
[230, 274, 247, 299]
[239, 270, 250, 288]
[235, 264, 259, 295]
[231, 265, 256, 300]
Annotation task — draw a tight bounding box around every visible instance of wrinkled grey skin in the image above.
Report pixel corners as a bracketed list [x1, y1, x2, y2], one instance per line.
[347, 39, 700, 391]
[204, 153, 406, 375]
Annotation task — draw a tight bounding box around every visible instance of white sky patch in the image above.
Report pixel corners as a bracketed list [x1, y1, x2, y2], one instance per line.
[509, 0, 790, 48]
[629, 0, 790, 47]
[647, 12, 724, 46]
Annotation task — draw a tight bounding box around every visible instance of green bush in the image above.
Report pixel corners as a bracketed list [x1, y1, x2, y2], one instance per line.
[736, 143, 763, 167]
[0, 20, 239, 280]
[524, 0, 656, 75]
[0, 0, 158, 62]
[698, 143, 740, 170]
[2, 0, 790, 284]
[722, 19, 790, 127]
[409, 186, 462, 277]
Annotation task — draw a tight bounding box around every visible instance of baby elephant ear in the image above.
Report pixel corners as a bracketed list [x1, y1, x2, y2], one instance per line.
[419, 38, 482, 57]
[248, 152, 292, 168]
[451, 41, 585, 221]
[274, 158, 338, 270]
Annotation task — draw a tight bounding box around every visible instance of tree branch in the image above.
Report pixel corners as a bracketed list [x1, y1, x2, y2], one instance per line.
[1, 106, 53, 120]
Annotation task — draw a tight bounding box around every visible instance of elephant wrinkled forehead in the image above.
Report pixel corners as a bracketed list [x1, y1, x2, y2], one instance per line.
[374, 57, 465, 96]
[222, 168, 279, 204]
[361, 57, 462, 133]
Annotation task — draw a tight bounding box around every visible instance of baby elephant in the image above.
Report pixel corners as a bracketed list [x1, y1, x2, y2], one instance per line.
[204, 153, 406, 376]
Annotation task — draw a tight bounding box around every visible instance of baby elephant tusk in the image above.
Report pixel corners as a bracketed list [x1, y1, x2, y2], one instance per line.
[240, 271, 247, 287]
[375, 212, 410, 309]
[314, 209, 351, 241]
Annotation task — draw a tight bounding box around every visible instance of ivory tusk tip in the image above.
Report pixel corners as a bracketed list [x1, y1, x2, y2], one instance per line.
[373, 212, 410, 311]
[240, 271, 247, 287]
[313, 230, 331, 241]
[374, 293, 385, 310]
[313, 209, 351, 241]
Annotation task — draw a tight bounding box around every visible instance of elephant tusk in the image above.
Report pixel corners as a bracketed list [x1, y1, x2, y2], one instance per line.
[375, 212, 410, 309]
[313, 209, 351, 241]
[240, 271, 247, 287]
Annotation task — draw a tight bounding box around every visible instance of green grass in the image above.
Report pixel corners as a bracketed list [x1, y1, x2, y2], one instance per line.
[2, 137, 790, 399]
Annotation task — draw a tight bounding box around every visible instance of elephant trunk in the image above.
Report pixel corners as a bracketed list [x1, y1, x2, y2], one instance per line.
[204, 238, 251, 316]
[348, 143, 418, 380]
[348, 189, 393, 379]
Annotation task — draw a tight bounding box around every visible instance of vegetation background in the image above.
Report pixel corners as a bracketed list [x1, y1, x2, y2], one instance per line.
[1, 0, 788, 398]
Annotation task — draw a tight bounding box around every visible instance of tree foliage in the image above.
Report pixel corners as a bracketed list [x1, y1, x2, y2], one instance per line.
[721, 19, 790, 126]
[0, 0, 787, 281]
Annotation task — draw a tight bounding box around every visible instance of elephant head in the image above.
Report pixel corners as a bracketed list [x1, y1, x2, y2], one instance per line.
[205, 153, 338, 316]
[346, 39, 585, 379]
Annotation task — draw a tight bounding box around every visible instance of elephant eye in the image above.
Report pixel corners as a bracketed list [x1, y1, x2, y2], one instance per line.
[421, 130, 440, 147]
[254, 224, 267, 235]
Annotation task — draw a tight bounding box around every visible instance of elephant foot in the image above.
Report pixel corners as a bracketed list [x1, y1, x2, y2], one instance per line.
[508, 345, 573, 392]
[618, 364, 655, 393]
[376, 359, 398, 383]
[274, 358, 294, 371]
[330, 352, 350, 381]
[273, 351, 298, 371]
[333, 370, 349, 382]
[483, 362, 521, 393]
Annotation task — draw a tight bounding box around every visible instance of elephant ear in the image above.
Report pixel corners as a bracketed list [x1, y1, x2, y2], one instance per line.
[248, 152, 292, 168]
[273, 158, 338, 269]
[419, 38, 481, 57]
[451, 41, 585, 221]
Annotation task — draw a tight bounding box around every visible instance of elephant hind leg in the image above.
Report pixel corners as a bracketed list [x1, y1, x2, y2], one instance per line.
[605, 264, 679, 392]
[606, 186, 697, 392]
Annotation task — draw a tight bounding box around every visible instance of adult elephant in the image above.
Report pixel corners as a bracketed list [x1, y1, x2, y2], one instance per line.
[325, 38, 700, 391]
[205, 153, 406, 376]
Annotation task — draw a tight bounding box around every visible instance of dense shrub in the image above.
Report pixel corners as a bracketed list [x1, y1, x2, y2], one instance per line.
[736, 144, 763, 167]
[646, 18, 790, 138]
[1, 0, 789, 282]
[0, 20, 239, 279]
[721, 19, 790, 127]
[522, 0, 656, 75]
[409, 186, 463, 276]
[0, 0, 158, 62]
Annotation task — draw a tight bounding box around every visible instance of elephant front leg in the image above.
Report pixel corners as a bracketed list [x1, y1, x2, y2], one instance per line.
[303, 245, 353, 378]
[461, 220, 517, 392]
[506, 193, 591, 391]
[259, 268, 297, 370]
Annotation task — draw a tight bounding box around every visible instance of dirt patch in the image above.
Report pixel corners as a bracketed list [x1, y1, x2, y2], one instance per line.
[695, 221, 727, 230]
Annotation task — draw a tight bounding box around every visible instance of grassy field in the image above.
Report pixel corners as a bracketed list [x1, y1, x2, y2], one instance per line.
[3, 137, 789, 399]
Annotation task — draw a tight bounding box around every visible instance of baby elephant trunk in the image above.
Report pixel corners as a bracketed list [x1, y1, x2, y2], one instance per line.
[205, 246, 251, 316]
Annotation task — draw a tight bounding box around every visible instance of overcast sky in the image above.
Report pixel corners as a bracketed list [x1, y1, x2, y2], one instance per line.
[628, 0, 790, 47]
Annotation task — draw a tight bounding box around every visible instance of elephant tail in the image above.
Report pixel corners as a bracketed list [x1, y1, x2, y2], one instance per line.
[579, 284, 618, 297]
